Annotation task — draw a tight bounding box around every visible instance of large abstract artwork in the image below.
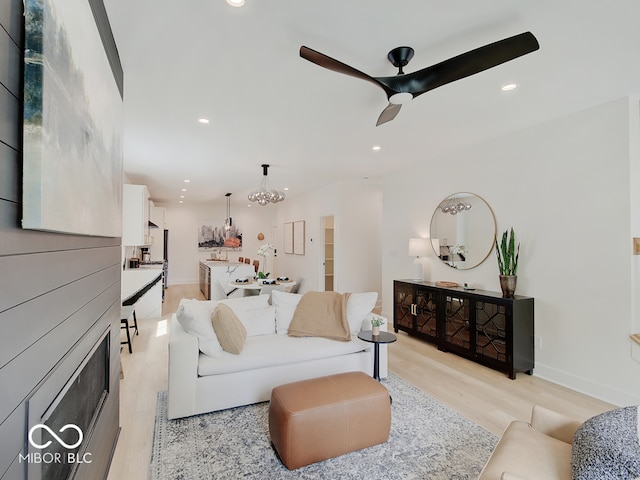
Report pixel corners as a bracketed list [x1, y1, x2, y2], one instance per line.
[23, 0, 123, 236]
[198, 219, 243, 251]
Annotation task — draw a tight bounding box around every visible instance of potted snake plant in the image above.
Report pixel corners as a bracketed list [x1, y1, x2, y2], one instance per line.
[495, 227, 519, 297]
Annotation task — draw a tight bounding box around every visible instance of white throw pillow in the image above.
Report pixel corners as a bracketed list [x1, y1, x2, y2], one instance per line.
[346, 292, 378, 333]
[271, 290, 302, 334]
[218, 294, 270, 310]
[176, 299, 223, 358]
[234, 305, 276, 336]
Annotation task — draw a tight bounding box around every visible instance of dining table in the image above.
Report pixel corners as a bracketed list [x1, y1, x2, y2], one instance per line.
[228, 277, 296, 295]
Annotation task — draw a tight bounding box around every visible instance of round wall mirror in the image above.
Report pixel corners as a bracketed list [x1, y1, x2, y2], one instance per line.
[429, 192, 496, 270]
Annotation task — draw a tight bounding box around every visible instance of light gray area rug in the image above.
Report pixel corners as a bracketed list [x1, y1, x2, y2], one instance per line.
[149, 374, 497, 479]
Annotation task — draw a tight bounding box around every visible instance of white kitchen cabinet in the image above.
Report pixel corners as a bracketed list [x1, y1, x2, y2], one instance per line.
[122, 184, 152, 246]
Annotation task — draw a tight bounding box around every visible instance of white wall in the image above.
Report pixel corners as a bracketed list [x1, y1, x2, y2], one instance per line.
[275, 180, 383, 295]
[382, 97, 640, 406]
[161, 203, 277, 284]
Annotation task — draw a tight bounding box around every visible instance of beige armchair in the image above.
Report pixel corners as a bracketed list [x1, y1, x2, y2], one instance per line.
[478, 405, 583, 480]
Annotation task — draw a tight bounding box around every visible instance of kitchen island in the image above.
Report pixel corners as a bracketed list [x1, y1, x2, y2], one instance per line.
[199, 261, 255, 299]
[122, 268, 163, 318]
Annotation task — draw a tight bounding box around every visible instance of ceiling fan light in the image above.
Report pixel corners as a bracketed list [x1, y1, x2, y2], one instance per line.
[389, 92, 413, 105]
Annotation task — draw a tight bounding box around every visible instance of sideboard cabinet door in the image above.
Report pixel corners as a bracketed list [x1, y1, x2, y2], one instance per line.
[393, 281, 438, 345]
[393, 281, 414, 332]
[414, 286, 438, 342]
[442, 294, 472, 355]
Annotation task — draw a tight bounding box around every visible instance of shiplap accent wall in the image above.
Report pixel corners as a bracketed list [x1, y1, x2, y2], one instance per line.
[0, 1, 121, 478]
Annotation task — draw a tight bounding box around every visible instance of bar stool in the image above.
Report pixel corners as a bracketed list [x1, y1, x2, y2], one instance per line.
[121, 305, 138, 353]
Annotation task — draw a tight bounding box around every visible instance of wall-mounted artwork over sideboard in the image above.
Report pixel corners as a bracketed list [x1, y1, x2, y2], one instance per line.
[22, 0, 123, 237]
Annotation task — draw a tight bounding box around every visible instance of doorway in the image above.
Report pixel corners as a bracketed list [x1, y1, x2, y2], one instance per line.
[322, 216, 334, 291]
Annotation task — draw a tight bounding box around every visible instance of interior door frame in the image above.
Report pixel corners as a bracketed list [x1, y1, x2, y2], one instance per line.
[321, 215, 335, 292]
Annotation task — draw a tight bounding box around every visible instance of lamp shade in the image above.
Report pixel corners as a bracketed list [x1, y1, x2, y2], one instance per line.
[408, 238, 430, 257]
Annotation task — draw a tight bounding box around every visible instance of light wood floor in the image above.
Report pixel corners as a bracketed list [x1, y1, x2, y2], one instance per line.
[107, 284, 614, 479]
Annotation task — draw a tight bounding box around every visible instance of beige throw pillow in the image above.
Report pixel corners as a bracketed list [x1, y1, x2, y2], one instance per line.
[211, 303, 247, 354]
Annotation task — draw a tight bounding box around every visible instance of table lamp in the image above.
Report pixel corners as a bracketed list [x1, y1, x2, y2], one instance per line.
[408, 238, 430, 280]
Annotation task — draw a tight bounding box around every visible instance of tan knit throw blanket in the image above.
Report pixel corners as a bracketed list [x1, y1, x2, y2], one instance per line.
[287, 291, 351, 341]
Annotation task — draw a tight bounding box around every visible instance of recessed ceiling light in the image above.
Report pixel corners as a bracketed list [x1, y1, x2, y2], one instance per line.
[180, 195, 185, 199]
[181, 188, 187, 192]
[226, 0, 244, 6]
[372, 145, 381, 151]
[184, 179, 190, 183]
[198, 118, 210, 124]
[501, 83, 517, 92]
[283, 187, 289, 191]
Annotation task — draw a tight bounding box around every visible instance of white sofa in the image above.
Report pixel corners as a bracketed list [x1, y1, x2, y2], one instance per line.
[168, 290, 387, 420]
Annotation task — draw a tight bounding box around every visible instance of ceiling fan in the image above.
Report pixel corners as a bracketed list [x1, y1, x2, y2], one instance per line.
[300, 31, 539, 126]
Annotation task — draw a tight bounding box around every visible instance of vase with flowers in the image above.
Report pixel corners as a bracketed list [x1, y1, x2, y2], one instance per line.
[256, 243, 274, 279]
[370, 316, 385, 336]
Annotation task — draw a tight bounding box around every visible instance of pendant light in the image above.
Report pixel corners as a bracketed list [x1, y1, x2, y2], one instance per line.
[248, 164, 286, 206]
[224, 192, 232, 236]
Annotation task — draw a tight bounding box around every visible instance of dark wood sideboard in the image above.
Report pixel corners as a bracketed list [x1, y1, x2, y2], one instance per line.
[393, 280, 534, 379]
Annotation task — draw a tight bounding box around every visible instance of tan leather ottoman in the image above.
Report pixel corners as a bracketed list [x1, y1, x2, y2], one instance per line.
[268, 371, 391, 470]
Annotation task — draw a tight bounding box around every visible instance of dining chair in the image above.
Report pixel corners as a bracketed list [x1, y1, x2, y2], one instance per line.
[211, 280, 228, 301]
[253, 260, 260, 273]
[238, 256, 244, 263]
[244, 258, 250, 265]
[288, 277, 303, 294]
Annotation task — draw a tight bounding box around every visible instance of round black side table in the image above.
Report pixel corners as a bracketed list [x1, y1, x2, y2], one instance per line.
[357, 330, 397, 381]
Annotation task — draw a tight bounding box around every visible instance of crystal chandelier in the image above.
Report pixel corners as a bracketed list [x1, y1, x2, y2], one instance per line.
[440, 196, 472, 215]
[248, 164, 286, 206]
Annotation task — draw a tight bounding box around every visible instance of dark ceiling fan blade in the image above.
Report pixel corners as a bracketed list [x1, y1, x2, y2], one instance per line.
[300, 46, 394, 97]
[376, 103, 402, 126]
[301, 32, 538, 127]
[379, 32, 539, 98]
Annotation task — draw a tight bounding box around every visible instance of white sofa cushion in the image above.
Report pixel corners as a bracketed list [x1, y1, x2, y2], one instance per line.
[346, 292, 378, 333]
[197, 334, 371, 376]
[221, 294, 269, 308]
[197, 294, 270, 313]
[271, 290, 302, 334]
[176, 295, 271, 358]
[176, 299, 223, 358]
[234, 305, 276, 336]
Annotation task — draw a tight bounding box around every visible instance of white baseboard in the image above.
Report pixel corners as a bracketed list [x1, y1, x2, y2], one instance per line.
[533, 363, 640, 407]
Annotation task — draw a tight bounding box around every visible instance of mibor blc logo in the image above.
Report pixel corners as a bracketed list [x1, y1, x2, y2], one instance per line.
[20, 424, 92, 465]
[29, 424, 83, 449]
